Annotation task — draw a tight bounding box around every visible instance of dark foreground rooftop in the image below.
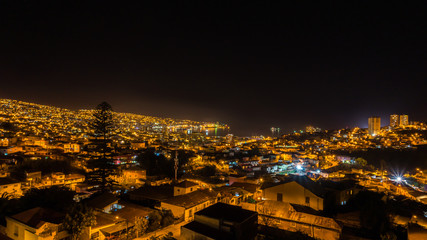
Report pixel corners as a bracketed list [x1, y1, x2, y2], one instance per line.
[196, 202, 257, 223]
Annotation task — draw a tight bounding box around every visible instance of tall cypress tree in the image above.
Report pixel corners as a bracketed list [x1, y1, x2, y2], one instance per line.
[86, 102, 116, 192]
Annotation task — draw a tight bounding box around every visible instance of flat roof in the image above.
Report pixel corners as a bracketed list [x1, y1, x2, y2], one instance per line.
[196, 203, 257, 223]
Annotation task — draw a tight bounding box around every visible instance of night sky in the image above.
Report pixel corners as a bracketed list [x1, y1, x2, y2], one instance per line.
[1, 1, 426, 136]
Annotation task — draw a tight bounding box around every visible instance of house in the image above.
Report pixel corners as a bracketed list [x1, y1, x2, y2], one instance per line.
[84, 211, 124, 240]
[6, 147, 22, 154]
[257, 200, 342, 240]
[64, 173, 85, 185]
[130, 142, 146, 150]
[112, 201, 154, 230]
[0, 138, 10, 147]
[63, 143, 80, 153]
[160, 189, 218, 221]
[5, 207, 68, 240]
[319, 179, 361, 207]
[229, 182, 261, 199]
[0, 178, 22, 198]
[26, 171, 42, 184]
[50, 172, 65, 185]
[261, 175, 325, 211]
[215, 185, 253, 206]
[174, 180, 199, 196]
[181, 202, 258, 240]
[85, 192, 119, 213]
[120, 167, 146, 185]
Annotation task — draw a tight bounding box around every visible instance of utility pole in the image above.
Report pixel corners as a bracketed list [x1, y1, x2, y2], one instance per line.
[174, 151, 179, 181]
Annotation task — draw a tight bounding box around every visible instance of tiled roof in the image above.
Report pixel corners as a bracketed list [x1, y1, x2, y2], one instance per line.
[261, 175, 325, 198]
[162, 189, 217, 209]
[229, 182, 259, 193]
[175, 180, 198, 188]
[130, 184, 174, 201]
[85, 192, 118, 210]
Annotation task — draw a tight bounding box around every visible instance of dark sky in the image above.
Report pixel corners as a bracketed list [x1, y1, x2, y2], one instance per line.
[1, 1, 426, 136]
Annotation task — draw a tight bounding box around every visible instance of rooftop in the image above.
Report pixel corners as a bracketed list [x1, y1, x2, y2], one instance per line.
[9, 207, 64, 229]
[229, 182, 259, 193]
[0, 177, 19, 185]
[261, 175, 325, 198]
[162, 189, 217, 209]
[196, 202, 257, 223]
[130, 184, 174, 201]
[85, 192, 118, 210]
[175, 180, 198, 188]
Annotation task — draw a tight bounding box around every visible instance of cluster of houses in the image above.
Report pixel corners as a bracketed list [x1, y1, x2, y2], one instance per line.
[2, 170, 427, 239]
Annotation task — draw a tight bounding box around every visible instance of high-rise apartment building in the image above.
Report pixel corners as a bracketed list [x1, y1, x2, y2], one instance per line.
[400, 115, 408, 126]
[390, 114, 399, 127]
[368, 116, 381, 135]
[390, 114, 409, 128]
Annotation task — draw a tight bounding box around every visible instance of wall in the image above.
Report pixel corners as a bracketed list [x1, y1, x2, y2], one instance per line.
[273, 218, 340, 240]
[0, 182, 22, 198]
[174, 186, 197, 196]
[263, 182, 324, 210]
[180, 227, 214, 240]
[6, 217, 37, 240]
[161, 202, 185, 219]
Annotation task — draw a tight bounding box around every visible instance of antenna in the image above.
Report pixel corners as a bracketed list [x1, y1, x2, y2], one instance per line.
[174, 151, 179, 181]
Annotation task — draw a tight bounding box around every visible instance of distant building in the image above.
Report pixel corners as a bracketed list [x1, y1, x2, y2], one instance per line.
[390, 114, 409, 128]
[305, 126, 321, 134]
[390, 114, 399, 128]
[400, 114, 409, 126]
[181, 203, 258, 240]
[119, 167, 146, 185]
[130, 142, 146, 150]
[63, 143, 80, 153]
[368, 116, 381, 135]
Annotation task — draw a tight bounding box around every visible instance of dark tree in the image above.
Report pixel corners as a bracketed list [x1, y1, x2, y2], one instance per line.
[0, 121, 16, 137]
[63, 203, 96, 240]
[86, 102, 116, 192]
[347, 190, 392, 237]
[0, 193, 20, 226]
[19, 186, 75, 211]
[198, 165, 217, 177]
[147, 211, 162, 232]
[160, 209, 174, 227]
